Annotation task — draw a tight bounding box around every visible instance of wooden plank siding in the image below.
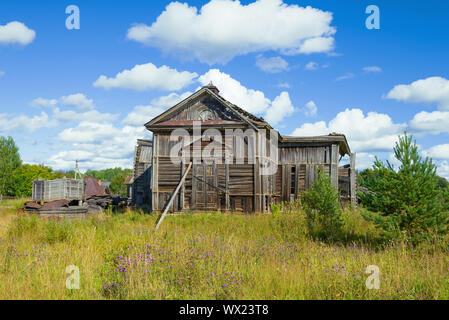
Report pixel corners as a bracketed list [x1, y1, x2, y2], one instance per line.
[147, 133, 352, 212]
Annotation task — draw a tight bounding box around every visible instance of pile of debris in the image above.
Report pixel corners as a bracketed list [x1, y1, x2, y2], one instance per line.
[23, 176, 127, 215]
[84, 176, 127, 207]
[84, 176, 114, 208]
[23, 199, 89, 214]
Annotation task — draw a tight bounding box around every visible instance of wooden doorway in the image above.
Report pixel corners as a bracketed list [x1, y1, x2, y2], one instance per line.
[192, 162, 218, 210]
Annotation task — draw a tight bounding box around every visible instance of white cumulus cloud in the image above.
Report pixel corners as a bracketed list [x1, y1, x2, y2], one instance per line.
[60, 93, 95, 110]
[199, 69, 294, 124]
[423, 144, 449, 160]
[292, 36, 334, 55]
[151, 91, 193, 108]
[0, 112, 55, 132]
[198, 69, 271, 114]
[421, 149, 449, 179]
[264, 92, 294, 125]
[436, 161, 449, 180]
[302, 100, 317, 117]
[354, 152, 378, 170]
[50, 122, 150, 171]
[52, 108, 118, 123]
[93, 62, 198, 91]
[30, 97, 58, 108]
[126, 0, 336, 64]
[305, 62, 318, 70]
[28, 94, 118, 124]
[409, 110, 449, 134]
[0, 21, 35, 45]
[255, 55, 289, 73]
[122, 105, 167, 126]
[291, 108, 406, 153]
[58, 122, 120, 143]
[386, 76, 449, 110]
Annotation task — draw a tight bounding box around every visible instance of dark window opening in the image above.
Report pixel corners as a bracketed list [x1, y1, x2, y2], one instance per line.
[290, 166, 296, 195]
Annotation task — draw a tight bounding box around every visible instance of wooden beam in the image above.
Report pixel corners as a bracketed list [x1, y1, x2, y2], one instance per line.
[180, 161, 185, 211]
[281, 165, 286, 201]
[155, 162, 192, 231]
[225, 163, 230, 211]
[151, 134, 159, 212]
[350, 152, 357, 207]
[330, 144, 339, 189]
[191, 163, 197, 209]
[295, 165, 299, 199]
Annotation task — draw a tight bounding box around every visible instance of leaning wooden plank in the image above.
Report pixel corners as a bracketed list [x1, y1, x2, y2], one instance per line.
[155, 162, 192, 231]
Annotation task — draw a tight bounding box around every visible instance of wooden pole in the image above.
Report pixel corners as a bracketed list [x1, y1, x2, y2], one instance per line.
[155, 162, 192, 231]
[350, 152, 357, 207]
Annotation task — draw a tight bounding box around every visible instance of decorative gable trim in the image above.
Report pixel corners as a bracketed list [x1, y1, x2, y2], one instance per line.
[145, 87, 268, 131]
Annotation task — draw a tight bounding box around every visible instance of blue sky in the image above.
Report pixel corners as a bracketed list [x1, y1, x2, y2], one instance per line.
[1, 0, 449, 177]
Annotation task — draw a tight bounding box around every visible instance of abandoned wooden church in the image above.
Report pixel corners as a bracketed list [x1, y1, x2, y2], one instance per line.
[131, 83, 357, 213]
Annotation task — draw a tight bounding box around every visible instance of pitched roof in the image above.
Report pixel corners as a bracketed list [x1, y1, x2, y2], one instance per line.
[145, 86, 271, 130]
[143, 86, 351, 156]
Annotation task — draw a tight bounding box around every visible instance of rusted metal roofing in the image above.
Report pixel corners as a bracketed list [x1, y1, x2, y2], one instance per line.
[124, 175, 134, 185]
[84, 176, 109, 199]
[41, 200, 70, 210]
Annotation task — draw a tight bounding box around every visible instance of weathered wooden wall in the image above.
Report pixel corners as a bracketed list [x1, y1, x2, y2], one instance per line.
[150, 130, 355, 213]
[151, 130, 258, 212]
[133, 139, 152, 207]
[146, 134, 358, 213]
[337, 153, 358, 207]
[275, 144, 338, 205]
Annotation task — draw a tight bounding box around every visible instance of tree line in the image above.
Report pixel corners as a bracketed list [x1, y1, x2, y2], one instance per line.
[0, 136, 132, 198]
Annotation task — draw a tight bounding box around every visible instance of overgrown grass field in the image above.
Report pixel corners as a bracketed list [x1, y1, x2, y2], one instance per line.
[0, 198, 448, 300]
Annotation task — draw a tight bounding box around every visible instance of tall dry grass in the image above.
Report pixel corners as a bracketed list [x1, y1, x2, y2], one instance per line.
[0, 200, 448, 300]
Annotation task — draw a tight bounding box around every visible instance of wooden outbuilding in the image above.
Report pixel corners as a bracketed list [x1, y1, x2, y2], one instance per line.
[132, 139, 153, 207]
[132, 84, 357, 213]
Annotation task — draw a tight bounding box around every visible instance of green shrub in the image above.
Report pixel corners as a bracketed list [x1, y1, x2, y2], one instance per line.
[270, 203, 282, 216]
[302, 167, 343, 239]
